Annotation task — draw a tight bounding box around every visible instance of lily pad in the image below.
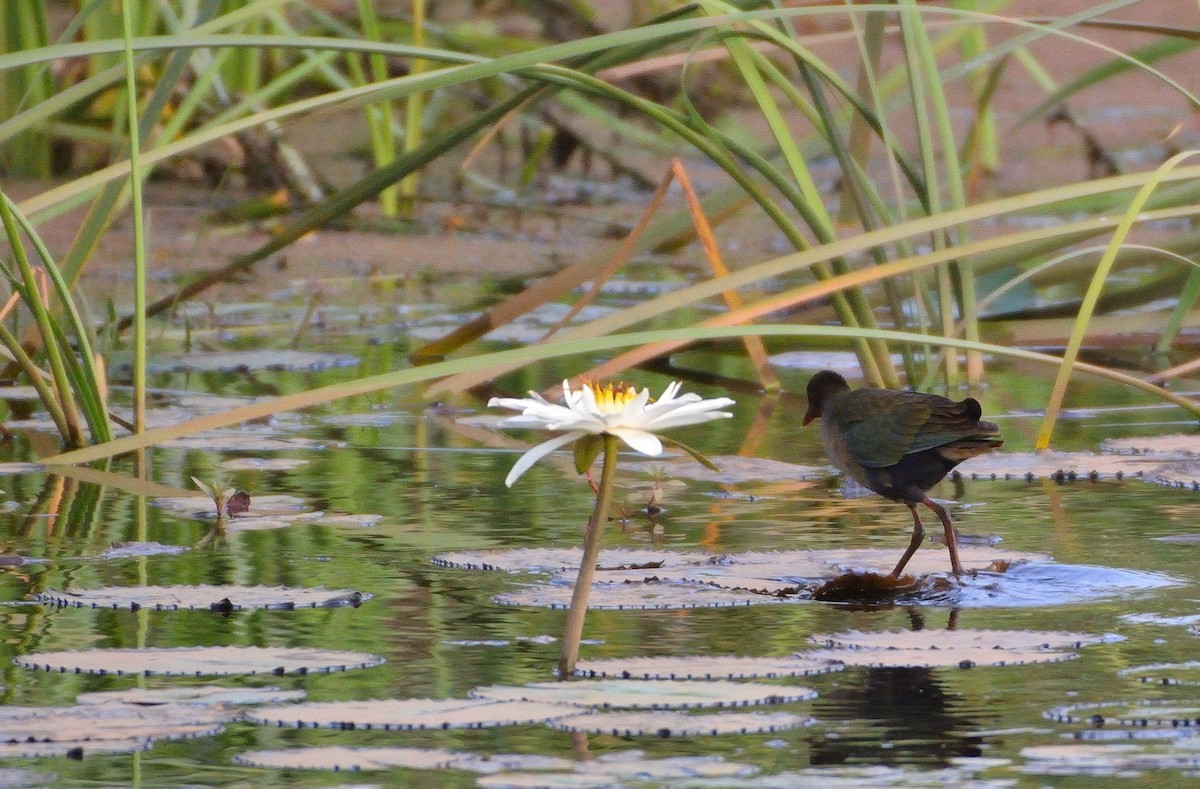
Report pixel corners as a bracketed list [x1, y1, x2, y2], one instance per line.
[493, 582, 777, 610]
[1118, 661, 1200, 686]
[574, 654, 844, 680]
[234, 746, 461, 771]
[433, 547, 708, 572]
[1043, 699, 1200, 727]
[0, 463, 45, 475]
[91, 542, 189, 560]
[1148, 461, 1200, 489]
[548, 710, 814, 737]
[246, 698, 578, 730]
[646, 455, 831, 484]
[158, 431, 335, 452]
[153, 493, 309, 517]
[76, 686, 306, 706]
[32, 585, 369, 611]
[808, 628, 1111, 651]
[147, 350, 359, 373]
[1103, 434, 1200, 457]
[1018, 742, 1200, 774]
[0, 701, 230, 757]
[474, 773, 633, 789]
[954, 451, 1156, 480]
[469, 680, 817, 709]
[15, 646, 385, 676]
[0, 770, 54, 787]
[803, 647, 1079, 669]
[218, 458, 311, 471]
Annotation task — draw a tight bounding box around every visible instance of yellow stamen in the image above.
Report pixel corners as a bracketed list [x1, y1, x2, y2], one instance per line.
[585, 380, 641, 414]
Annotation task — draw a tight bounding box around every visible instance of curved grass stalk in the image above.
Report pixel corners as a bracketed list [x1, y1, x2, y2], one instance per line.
[2, 194, 111, 441]
[568, 210, 1200, 388]
[1036, 150, 1200, 449]
[9, 0, 1194, 222]
[119, 0, 147, 433]
[426, 172, 1200, 396]
[0, 192, 84, 446]
[43, 324, 1200, 467]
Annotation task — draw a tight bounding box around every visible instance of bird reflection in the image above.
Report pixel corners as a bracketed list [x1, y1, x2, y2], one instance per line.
[809, 608, 985, 767]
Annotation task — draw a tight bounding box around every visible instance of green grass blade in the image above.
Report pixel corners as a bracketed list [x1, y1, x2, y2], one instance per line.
[43, 323, 1200, 466]
[1036, 151, 1200, 449]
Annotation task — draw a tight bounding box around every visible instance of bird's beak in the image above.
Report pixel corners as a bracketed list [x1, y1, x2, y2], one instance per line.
[802, 407, 817, 427]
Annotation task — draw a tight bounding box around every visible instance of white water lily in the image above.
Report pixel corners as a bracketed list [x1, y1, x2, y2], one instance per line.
[489, 380, 735, 487]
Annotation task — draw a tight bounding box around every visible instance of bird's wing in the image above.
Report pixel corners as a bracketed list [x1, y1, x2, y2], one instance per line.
[831, 389, 988, 468]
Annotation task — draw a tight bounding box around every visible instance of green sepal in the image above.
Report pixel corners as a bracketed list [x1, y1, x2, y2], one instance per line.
[573, 433, 605, 474]
[662, 436, 720, 472]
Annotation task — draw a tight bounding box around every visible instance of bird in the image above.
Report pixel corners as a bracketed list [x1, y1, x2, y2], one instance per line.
[803, 370, 1003, 577]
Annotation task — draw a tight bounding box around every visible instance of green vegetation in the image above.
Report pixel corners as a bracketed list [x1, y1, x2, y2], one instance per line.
[0, 1, 1196, 458]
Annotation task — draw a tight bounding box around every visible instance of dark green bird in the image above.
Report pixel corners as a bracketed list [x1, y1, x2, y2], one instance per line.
[803, 370, 1003, 577]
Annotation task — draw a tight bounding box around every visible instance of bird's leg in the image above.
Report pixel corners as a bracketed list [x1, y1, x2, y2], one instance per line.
[923, 496, 964, 576]
[891, 503, 925, 578]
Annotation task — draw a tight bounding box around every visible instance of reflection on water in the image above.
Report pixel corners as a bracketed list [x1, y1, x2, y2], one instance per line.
[1, 358, 1200, 785]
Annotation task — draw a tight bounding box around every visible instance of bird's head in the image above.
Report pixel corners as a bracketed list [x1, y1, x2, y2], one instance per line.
[803, 370, 851, 426]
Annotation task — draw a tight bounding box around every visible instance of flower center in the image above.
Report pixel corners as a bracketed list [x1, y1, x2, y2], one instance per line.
[586, 381, 641, 415]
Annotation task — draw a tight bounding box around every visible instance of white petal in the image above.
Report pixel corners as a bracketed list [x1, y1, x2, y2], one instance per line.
[607, 385, 653, 427]
[657, 381, 682, 404]
[607, 427, 663, 457]
[643, 398, 736, 430]
[504, 431, 584, 487]
[488, 396, 537, 412]
[577, 382, 603, 418]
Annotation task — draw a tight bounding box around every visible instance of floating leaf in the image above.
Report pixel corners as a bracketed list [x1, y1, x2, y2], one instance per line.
[473, 753, 759, 787]
[809, 628, 1112, 651]
[1103, 435, 1200, 457]
[671, 763, 1014, 787]
[76, 686, 306, 706]
[236, 745, 578, 773]
[218, 458, 311, 471]
[234, 746, 460, 771]
[147, 350, 359, 373]
[954, 451, 1156, 481]
[32, 585, 369, 611]
[470, 680, 816, 710]
[0, 769, 55, 787]
[1148, 461, 1200, 489]
[583, 751, 758, 779]
[494, 582, 777, 610]
[92, 542, 189, 560]
[648, 455, 830, 484]
[704, 547, 1050, 579]
[548, 710, 814, 737]
[433, 548, 708, 572]
[159, 431, 336, 451]
[475, 773, 635, 789]
[0, 386, 41, 400]
[804, 647, 1079, 669]
[246, 698, 578, 730]
[16, 646, 384, 676]
[0, 463, 45, 475]
[1118, 661, 1200, 687]
[1018, 743, 1200, 774]
[443, 752, 578, 775]
[0, 701, 230, 758]
[1044, 699, 1200, 727]
[320, 412, 412, 428]
[574, 654, 844, 680]
[152, 493, 309, 517]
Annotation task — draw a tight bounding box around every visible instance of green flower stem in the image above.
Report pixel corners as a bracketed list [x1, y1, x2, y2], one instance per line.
[559, 433, 619, 679]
